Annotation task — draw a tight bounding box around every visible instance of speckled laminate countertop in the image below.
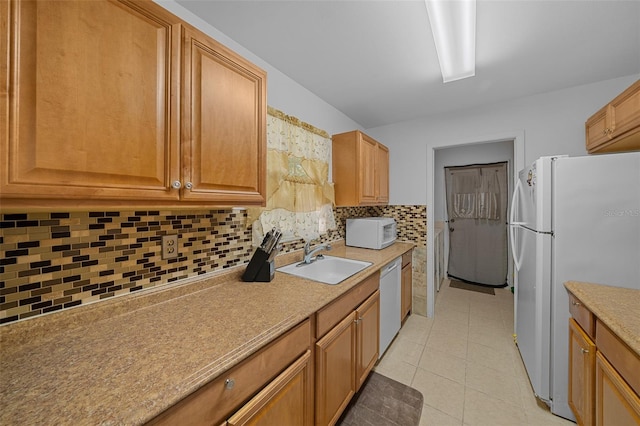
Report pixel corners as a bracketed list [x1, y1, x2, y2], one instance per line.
[0, 240, 413, 425]
[564, 281, 640, 356]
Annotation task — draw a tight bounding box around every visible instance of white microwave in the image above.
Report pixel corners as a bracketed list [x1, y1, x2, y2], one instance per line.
[346, 217, 397, 250]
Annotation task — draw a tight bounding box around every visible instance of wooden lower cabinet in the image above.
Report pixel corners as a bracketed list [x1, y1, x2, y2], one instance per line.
[355, 291, 380, 390]
[315, 312, 357, 426]
[401, 251, 412, 322]
[569, 318, 596, 426]
[227, 350, 313, 426]
[150, 273, 385, 426]
[567, 290, 640, 426]
[147, 319, 311, 426]
[315, 289, 380, 426]
[595, 351, 640, 426]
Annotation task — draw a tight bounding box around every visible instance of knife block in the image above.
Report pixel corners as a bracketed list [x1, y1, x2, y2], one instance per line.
[242, 247, 275, 282]
[254, 259, 275, 282]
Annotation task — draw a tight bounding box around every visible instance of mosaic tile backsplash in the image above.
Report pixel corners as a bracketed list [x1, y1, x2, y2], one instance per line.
[1, 205, 426, 324]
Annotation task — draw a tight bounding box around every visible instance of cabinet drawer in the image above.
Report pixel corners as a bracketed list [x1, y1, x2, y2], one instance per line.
[596, 320, 640, 396]
[316, 272, 379, 338]
[569, 292, 595, 338]
[402, 251, 412, 268]
[148, 319, 311, 425]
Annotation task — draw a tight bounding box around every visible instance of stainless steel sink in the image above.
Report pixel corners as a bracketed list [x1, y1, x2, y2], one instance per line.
[276, 255, 372, 285]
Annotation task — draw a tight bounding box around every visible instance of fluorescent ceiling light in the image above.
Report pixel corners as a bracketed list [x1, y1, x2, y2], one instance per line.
[425, 0, 476, 83]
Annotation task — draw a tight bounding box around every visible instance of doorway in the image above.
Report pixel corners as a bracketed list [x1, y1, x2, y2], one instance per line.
[427, 134, 523, 318]
[444, 162, 508, 287]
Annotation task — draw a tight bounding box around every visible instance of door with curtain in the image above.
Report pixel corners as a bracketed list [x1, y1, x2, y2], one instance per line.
[445, 162, 508, 287]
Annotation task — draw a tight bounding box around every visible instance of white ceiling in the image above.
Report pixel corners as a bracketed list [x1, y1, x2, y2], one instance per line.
[176, 0, 640, 129]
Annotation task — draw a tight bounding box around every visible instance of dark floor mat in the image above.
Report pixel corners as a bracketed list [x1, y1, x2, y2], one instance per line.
[337, 372, 423, 426]
[449, 279, 495, 295]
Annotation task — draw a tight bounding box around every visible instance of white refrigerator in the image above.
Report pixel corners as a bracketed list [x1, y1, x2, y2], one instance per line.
[509, 152, 640, 421]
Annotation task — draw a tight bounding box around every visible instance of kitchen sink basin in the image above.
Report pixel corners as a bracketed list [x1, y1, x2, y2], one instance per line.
[277, 255, 372, 285]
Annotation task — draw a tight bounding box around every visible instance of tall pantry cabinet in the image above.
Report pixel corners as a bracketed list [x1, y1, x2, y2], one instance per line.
[0, 0, 266, 208]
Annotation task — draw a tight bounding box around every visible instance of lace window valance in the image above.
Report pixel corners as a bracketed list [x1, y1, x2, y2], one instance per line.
[248, 107, 336, 243]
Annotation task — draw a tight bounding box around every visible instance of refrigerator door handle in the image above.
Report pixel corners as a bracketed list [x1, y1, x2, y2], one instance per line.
[510, 178, 523, 225]
[510, 179, 524, 271]
[510, 225, 524, 271]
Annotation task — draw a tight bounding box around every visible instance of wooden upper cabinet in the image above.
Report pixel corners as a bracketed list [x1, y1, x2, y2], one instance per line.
[376, 143, 389, 203]
[586, 79, 640, 154]
[1, 0, 181, 203]
[181, 27, 266, 205]
[585, 107, 610, 153]
[332, 130, 390, 206]
[1, 0, 266, 208]
[358, 136, 377, 204]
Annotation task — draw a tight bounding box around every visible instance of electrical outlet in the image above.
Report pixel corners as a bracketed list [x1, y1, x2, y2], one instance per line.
[162, 235, 179, 260]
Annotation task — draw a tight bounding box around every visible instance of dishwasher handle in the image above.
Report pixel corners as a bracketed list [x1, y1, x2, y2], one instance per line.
[381, 258, 400, 278]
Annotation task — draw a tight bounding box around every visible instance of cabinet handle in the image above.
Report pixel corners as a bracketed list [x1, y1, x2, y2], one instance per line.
[225, 378, 235, 390]
[572, 301, 580, 307]
[580, 348, 589, 354]
[354, 318, 362, 324]
[171, 180, 182, 189]
[185, 182, 193, 190]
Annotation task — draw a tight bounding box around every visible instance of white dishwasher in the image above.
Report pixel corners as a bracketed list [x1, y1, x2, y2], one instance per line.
[379, 257, 401, 358]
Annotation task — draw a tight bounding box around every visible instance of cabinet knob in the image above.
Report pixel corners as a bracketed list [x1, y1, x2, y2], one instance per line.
[225, 378, 235, 390]
[580, 348, 589, 354]
[171, 180, 182, 189]
[185, 182, 193, 190]
[572, 301, 580, 307]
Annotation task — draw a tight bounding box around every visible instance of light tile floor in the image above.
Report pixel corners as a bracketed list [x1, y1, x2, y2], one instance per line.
[374, 279, 575, 426]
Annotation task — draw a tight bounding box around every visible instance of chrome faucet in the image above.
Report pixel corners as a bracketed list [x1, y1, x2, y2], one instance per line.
[299, 241, 332, 265]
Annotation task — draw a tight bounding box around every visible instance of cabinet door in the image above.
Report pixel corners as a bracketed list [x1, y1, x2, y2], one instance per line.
[595, 351, 640, 426]
[315, 312, 357, 426]
[585, 107, 611, 152]
[569, 318, 596, 426]
[609, 80, 640, 139]
[182, 27, 266, 206]
[355, 290, 380, 391]
[358, 136, 377, 204]
[227, 350, 313, 426]
[376, 143, 389, 203]
[1, 0, 181, 202]
[401, 262, 412, 322]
